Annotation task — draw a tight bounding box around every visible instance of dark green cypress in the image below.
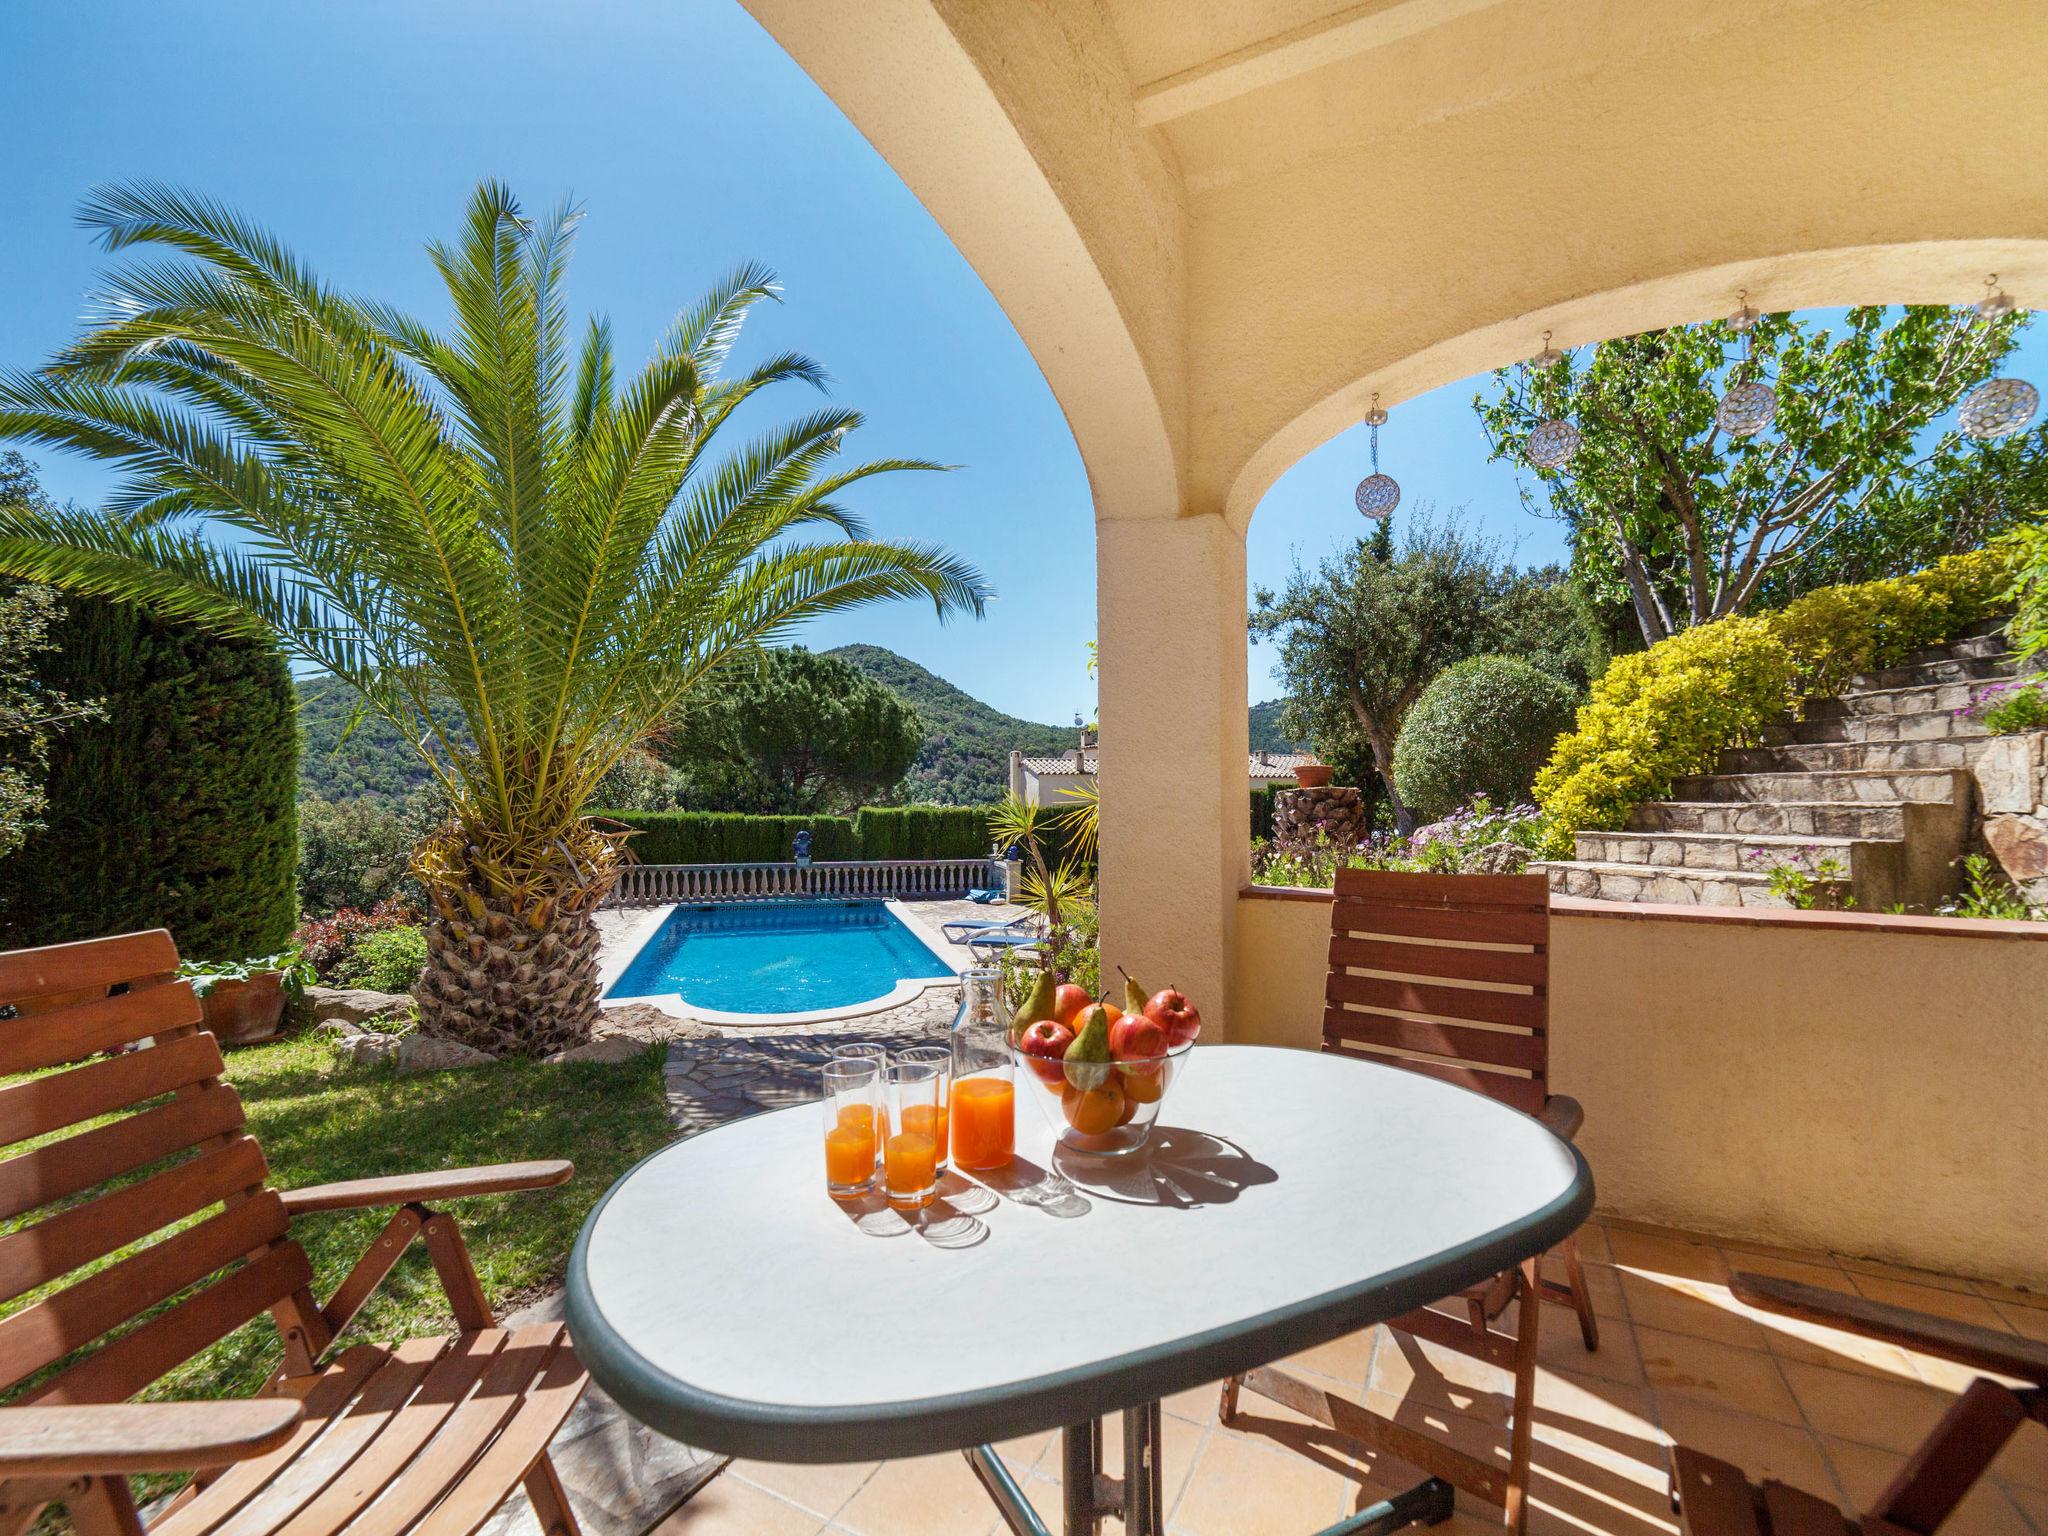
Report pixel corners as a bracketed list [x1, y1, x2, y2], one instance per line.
[0, 599, 299, 959]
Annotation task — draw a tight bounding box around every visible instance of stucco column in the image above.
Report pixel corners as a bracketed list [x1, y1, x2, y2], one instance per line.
[1095, 512, 1251, 1037]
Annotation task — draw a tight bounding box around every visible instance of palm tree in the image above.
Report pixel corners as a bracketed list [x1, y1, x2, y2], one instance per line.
[0, 182, 987, 1055]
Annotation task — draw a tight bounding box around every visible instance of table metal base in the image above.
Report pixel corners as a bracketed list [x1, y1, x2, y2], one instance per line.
[965, 1406, 1456, 1536]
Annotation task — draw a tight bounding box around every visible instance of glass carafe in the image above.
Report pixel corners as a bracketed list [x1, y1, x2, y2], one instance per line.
[948, 967, 1015, 1171]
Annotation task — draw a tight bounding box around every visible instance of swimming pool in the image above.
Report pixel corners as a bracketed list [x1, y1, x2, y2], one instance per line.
[605, 901, 956, 1016]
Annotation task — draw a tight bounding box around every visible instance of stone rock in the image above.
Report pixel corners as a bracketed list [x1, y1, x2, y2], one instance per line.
[395, 1035, 496, 1074]
[1272, 786, 1365, 849]
[1460, 840, 1532, 876]
[547, 1035, 655, 1065]
[337, 1033, 401, 1068]
[315, 1018, 366, 1040]
[303, 985, 412, 1027]
[595, 1001, 717, 1043]
[1983, 813, 2048, 884]
[1972, 733, 2042, 816]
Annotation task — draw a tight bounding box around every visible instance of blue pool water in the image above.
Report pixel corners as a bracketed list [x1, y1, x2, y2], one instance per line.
[606, 901, 954, 1015]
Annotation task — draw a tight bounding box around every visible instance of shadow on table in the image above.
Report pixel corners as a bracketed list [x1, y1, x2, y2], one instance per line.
[1055, 1126, 1276, 1209]
[831, 1178, 1000, 1248]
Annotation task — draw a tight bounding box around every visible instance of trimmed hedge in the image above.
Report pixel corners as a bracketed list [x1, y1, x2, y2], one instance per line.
[1534, 549, 2014, 855]
[0, 598, 299, 958]
[1393, 656, 1579, 823]
[853, 805, 992, 860]
[597, 812, 860, 865]
[1251, 784, 1278, 841]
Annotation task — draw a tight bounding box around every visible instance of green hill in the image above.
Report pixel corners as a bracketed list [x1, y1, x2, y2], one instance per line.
[299, 652, 1305, 808]
[1249, 698, 1308, 753]
[828, 644, 1074, 804]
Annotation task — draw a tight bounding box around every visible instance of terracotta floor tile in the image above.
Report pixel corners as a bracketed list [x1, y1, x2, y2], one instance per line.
[727, 1459, 877, 1521]
[1545, 1253, 1627, 1319]
[835, 1451, 1015, 1536]
[1719, 1251, 1858, 1294]
[1635, 1325, 1803, 1425]
[1536, 1368, 1666, 1451]
[1653, 1398, 1833, 1490]
[1780, 1359, 1953, 1454]
[1573, 1222, 1616, 1264]
[1171, 1430, 1349, 1535]
[1975, 1280, 2048, 1313]
[1834, 1255, 1982, 1295]
[1994, 1301, 2048, 1344]
[1002, 1471, 1067, 1536]
[987, 1429, 1053, 1475]
[2003, 1478, 2048, 1533]
[1606, 1229, 1730, 1286]
[1824, 1437, 2037, 1536]
[1754, 1311, 1923, 1381]
[1095, 1406, 1208, 1500]
[1618, 1273, 1768, 1351]
[659, 1474, 825, 1536]
[1162, 1377, 1225, 1425]
[1850, 1272, 2016, 1331]
[1539, 1306, 1645, 1386]
[1283, 1325, 1376, 1386]
[1995, 1420, 2048, 1493]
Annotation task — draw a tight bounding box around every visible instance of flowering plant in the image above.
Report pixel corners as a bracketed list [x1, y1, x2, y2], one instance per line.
[1959, 677, 2048, 735]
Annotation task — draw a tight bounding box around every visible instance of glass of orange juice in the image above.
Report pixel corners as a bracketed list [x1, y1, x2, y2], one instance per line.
[822, 1058, 882, 1199]
[828, 1043, 890, 1167]
[883, 1060, 943, 1212]
[896, 1045, 951, 1180]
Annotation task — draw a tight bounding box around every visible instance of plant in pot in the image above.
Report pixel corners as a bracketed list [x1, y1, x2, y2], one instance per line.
[178, 949, 315, 1047]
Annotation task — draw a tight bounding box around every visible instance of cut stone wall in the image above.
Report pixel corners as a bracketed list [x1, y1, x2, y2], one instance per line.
[1972, 729, 2048, 910]
[1273, 786, 1364, 847]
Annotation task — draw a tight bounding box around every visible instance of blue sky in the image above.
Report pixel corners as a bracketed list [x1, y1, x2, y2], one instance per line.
[2, 2, 2037, 724]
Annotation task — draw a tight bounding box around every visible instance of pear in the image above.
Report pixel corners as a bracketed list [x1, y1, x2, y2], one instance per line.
[1063, 1002, 1115, 1091]
[1011, 968, 1058, 1042]
[1119, 966, 1149, 1020]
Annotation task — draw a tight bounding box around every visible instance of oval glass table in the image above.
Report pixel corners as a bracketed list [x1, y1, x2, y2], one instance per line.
[567, 1043, 1592, 1536]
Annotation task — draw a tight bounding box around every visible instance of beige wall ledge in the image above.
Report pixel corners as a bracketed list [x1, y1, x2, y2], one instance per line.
[1230, 885, 2048, 1288]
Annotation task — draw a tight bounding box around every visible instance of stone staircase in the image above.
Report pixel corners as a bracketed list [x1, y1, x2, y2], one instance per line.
[1541, 622, 2042, 908]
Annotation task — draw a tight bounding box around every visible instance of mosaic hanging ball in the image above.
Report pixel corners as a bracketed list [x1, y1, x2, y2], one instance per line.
[1524, 417, 1580, 469]
[1958, 376, 2040, 440]
[1354, 473, 1401, 520]
[1715, 380, 1778, 438]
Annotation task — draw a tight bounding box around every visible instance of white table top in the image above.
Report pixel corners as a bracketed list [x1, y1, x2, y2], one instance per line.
[566, 1043, 1591, 1461]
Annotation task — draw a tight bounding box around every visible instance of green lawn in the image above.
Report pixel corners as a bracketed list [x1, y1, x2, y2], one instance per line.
[7, 1027, 674, 1418]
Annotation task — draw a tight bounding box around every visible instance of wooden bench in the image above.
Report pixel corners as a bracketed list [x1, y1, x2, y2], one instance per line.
[0, 930, 589, 1536]
[1221, 870, 1600, 1532]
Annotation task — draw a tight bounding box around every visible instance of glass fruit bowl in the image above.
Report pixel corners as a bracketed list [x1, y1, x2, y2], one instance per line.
[1010, 1034, 1196, 1157]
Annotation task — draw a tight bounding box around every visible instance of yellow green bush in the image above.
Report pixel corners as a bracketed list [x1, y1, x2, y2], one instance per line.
[1534, 548, 2015, 856]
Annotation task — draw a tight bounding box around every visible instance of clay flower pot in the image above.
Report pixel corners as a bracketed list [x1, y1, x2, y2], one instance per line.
[1293, 763, 1334, 788]
[199, 971, 288, 1046]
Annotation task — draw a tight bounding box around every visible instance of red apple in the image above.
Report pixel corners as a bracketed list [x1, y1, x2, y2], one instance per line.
[1053, 983, 1093, 1027]
[1018, 1019, 1075, 1085]
[1144, 986, 1201, 1047]
[1108, 1011, 1166, 1071]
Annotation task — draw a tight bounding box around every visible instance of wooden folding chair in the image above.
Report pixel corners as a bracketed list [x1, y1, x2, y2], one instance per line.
[1220, 870, 1600, 1532]
[0, 930, 589, 1536]
[1675, 1272, 2047, 1536]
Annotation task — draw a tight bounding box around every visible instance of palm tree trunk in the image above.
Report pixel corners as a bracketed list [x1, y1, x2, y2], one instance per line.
[411, 820, 624, 1057]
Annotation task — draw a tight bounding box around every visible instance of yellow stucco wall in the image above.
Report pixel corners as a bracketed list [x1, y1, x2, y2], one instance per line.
[1232, 889, 2048, 1287]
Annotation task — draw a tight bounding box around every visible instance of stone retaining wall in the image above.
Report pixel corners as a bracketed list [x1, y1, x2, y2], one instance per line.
[1974, 728, 2048, 909]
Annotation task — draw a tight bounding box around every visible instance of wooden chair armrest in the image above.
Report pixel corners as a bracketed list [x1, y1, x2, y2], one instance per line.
[281, 1159, 573, 1214]
[0, 1400, 302, 1476]
[1535, 1094, 1584, 1142]
[1732, 1273, 2048, 1384]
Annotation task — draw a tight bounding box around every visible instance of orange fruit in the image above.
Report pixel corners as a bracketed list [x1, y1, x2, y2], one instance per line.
[1061, 1083, 1126, 1136]
[1120, 1065, 1164, 1104]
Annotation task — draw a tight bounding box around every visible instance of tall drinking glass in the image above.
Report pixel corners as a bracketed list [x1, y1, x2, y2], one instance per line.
[896, 1044, 952, 1180]
[822, 1058, 881, 1199]
[884, 1060, 943, 1211]
[948, 968, 1014, 1172]
[829, 1042, 891, 1153]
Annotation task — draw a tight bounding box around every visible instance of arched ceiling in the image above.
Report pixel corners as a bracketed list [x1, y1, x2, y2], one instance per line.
[741, 0, 2048, 533]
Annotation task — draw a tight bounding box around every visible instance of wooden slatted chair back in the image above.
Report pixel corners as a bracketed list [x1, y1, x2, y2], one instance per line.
[0, 930, 319, 1404]
[1323, 870, 1550, 1114]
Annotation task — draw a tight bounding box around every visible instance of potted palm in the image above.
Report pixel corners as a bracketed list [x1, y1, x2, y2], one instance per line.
[0, 182, 986, 1056]
[180, 950, 315, 1046]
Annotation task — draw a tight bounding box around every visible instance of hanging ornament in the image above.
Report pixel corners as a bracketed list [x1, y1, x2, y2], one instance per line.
[1522, 332, 1579, 469]
[1958, 276, 2038, 441]
[1715, 294, 1776, 438]
[1354, 392, 1400, 520]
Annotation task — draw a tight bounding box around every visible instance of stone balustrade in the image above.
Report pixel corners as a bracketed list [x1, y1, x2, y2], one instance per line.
[608, 857, 1000, 907]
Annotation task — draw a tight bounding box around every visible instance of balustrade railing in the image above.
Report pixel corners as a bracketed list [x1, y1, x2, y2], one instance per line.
[607, 857, 1001, 907]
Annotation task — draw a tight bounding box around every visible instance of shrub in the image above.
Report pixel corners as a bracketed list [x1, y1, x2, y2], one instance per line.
[1392, 656, 1578, 823]
[0, 598, 298, 956]
[853, 805, 991, 859]
[293, 899, 421, 984]
[1250, 784, 1278, 841]
[1962, 677, 2048, 735]
[595, 810, 860, 864]
[297, 787, 443, 916]
[337, 924, 428, 993]
[1533, 549, 2017, 855]
[1999, 513, 2048, 662]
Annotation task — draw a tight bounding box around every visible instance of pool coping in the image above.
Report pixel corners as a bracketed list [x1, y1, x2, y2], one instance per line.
[598, 897, 972, 1029]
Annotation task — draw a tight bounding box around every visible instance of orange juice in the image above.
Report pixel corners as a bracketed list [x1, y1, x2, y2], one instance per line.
[884, 1132, 937, 1209]
[824, 1123, 876, 1192]
[951, 1075, 1014, 1170]
[837, 1102, 887, 1141]
[900, 1102, 948, 1159]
